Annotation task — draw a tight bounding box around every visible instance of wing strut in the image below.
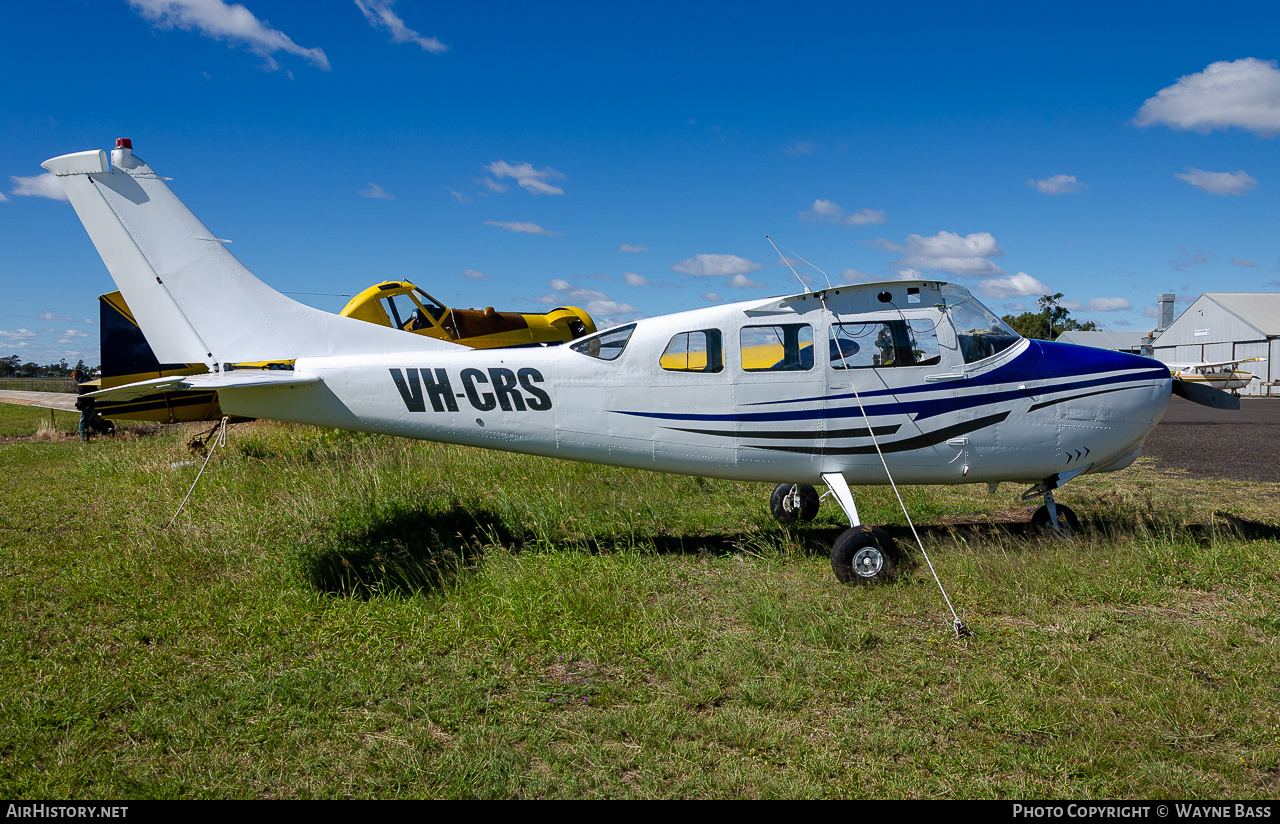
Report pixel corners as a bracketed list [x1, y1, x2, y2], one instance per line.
[818, 289, 969, 638]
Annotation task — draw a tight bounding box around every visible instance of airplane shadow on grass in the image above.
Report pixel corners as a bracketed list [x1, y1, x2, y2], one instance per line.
[299, 502, 1280, 598]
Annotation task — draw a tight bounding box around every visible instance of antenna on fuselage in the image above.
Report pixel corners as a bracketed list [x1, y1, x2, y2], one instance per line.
[766, 237, 832, 292]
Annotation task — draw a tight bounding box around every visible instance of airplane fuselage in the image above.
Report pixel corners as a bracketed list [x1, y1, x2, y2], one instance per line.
[220, 283, 1172, 487]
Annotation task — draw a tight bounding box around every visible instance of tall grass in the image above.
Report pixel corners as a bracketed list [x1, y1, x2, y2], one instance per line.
[1, 410, 1278, 798]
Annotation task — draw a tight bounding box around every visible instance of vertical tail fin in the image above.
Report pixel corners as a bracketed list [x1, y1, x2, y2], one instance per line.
[43, 140, 452, 366]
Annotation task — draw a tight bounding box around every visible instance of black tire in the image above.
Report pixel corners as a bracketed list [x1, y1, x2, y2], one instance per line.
[1031, 503, 1081, 535]
[770, 483, 819, 524]
[831, 526, 896, 584]
[870, 526, 904, 566]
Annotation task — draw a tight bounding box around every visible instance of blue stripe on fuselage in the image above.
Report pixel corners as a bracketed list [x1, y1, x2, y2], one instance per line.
[614, 342, 1169, 424]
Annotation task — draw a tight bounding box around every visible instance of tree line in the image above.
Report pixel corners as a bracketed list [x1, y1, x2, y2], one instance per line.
[1, 355, 96, 379]
[1000, 293, 1097, 341]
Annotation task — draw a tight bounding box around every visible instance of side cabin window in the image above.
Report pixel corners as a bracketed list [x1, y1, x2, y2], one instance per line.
[830, 319, 941, 369]
[741, 324, 814, 372]
[661, 330, 724, 373]
[571, 324, 636, 361]
[946, 301, 1021, 364]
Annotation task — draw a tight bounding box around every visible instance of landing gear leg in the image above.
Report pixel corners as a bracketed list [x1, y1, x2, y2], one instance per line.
[821, 472, 902, 584]
[1026, 487, 1081, 535]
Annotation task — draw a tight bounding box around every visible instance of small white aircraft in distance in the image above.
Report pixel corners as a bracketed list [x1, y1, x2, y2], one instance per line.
[40, 139, 1237, 584]
[1165, 358, 1265, 395]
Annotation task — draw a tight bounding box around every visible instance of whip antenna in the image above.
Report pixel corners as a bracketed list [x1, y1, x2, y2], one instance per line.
[766, 236, 834, 291]
[766, 236, 812, 293]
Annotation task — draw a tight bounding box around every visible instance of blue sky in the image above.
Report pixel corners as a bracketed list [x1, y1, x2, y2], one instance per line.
[4, 0, 1280, 367]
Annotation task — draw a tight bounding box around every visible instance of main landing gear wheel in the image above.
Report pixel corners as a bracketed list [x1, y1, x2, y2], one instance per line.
[770, 483, 819, 525]
[831, 526, 900, 585]
[1031, 503, 1080, 535]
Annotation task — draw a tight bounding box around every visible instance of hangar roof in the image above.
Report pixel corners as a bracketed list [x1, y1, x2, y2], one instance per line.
[1202, 293, 1280, 336]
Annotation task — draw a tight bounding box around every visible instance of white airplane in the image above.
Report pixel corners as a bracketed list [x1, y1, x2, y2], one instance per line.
[40, 139, 1232, 585]
[1165, 358, 1265, 394]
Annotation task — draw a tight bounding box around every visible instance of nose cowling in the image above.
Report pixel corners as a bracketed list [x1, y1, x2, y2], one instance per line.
[1033, 340, 1172, 421]
[1031, 340, 1173, 473]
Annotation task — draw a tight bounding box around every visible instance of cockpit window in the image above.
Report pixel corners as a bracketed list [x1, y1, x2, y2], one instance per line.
[741, 324, 814, 372]
[571, 324, 636, 361]
[381, 294, 415, 330]
[830, 319, 941, 369]
[947, 300, 1021, 364]
[413, 289, 448, 321]
[661, 330, 724, 373]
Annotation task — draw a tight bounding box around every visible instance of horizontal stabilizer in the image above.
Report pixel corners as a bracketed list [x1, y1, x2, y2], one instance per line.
[1172, 378, 1240, 410]
[86, 371, 320, 403]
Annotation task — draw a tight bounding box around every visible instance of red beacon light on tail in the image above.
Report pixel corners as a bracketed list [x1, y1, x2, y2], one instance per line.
[110, 138, 134, 171]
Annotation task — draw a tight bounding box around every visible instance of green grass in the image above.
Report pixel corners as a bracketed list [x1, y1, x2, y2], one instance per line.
[1, 407, 1278, 798]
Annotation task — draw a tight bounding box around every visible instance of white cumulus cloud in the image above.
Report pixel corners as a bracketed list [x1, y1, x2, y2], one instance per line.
[1028, 174, 1088, 195]
[0, 328, 38, 340]
[799, 199, 886, 226]
[1133, 58, 1280, 137]
[701, 293, 723, 303]
[669, 253, 761, 277]
[975, 272, 1050, 299]
[355, 0, 447, 54]
[10, 173, 67, 201]
[484, 161, 564, 196]
[1085, 297, 1133, 312]
[484, 221, 561, 236]
[126, 0, 330, 70]
[726, 274, 767, 288]
[545, 279, 637, 319]
[618, 244, 647, 253]
[1062, 298, 1133, 312]
[460, 269, 491, 280]
[881, 231, 1005, 276]
[1174, 168, 1257, 195]
[623, 272, 648, 286]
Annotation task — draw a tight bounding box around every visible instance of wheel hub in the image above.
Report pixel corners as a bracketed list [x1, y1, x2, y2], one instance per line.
[852, 546, 884, 578]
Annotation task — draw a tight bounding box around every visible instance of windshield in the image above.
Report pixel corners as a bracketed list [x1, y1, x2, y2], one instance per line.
[947, 297, 1021, 364]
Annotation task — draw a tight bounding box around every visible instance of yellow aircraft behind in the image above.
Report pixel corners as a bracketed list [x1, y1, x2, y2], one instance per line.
[340, 281, 595, 349]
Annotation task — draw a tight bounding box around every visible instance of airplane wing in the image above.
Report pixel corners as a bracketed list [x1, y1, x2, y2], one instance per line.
[85, 371, 321, 403]
[1172, 378, 1241, 410]
[0, 390, 81, 412]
